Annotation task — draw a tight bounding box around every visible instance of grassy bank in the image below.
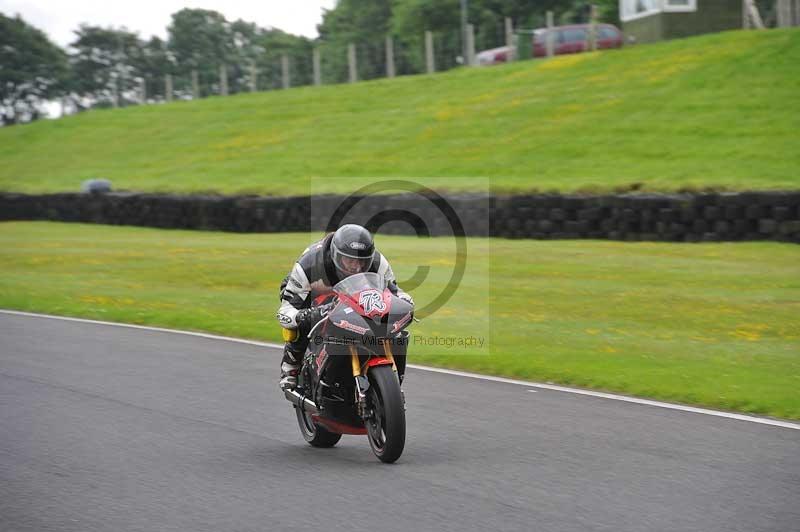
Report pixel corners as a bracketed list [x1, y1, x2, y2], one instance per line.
[1, 221, 798, 419]
[1, 29, 799, 195]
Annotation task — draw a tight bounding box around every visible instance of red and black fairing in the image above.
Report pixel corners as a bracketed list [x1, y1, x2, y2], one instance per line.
[301, 285, 412, 434]
[309, 288, 411, 382]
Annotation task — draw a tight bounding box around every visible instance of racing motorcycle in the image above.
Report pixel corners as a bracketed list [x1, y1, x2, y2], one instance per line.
[282, 272, 413, 463]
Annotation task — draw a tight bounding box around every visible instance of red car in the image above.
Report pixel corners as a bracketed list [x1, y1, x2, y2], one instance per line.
[533, 24, 623, 57]
[475, 23, 623, 65]
[476, 46, 513, 65]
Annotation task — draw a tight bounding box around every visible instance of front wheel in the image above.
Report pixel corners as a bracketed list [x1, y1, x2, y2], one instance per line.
[365, 365, 406, 463]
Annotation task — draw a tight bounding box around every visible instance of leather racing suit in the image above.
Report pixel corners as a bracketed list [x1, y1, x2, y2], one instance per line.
[276, 233, 412, 377]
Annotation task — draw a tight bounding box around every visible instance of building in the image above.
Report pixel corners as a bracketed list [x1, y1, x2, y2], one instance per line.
[620, 0, 745, 43]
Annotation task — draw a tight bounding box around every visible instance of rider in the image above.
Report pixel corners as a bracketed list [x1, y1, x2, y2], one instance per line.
[276, 224, 413, 390]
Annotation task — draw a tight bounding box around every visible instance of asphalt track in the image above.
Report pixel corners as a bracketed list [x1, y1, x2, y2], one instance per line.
[1, 313, 799, 532]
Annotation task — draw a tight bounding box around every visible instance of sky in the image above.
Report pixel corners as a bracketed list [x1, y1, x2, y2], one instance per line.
[0, 0, 338, 48]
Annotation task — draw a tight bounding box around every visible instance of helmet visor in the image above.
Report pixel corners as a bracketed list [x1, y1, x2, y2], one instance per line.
[332, 245, 373, 276]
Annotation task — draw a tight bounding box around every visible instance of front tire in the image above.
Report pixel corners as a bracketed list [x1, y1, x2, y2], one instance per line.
[365, 365, 406, 463]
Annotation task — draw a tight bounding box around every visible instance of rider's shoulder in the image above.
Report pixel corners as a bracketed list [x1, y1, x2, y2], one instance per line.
[299, 235, 329, 259]
[297, 234, 332, 274]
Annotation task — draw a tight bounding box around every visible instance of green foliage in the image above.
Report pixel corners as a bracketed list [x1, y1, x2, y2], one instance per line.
[68, 25, 147, 106]
[0, 0, 654, 117]
[1, 222, 798, 419]
[0, 12, 69, 125]
[318, 0, 394, 82]
[167, 9, 235, 97]
[1, 29, 798, 194]
[315, 0, 598, 81]
[165, 9, 314, 96]
[138, 37, 172, 100]
[391, 0, 462, 71]
[253, 27, 314, 90]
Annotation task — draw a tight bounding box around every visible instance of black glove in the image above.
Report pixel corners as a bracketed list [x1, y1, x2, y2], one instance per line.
[279, 275, 290, 301]
[388, 280, 414, 306]
[296, 300, 336, 329]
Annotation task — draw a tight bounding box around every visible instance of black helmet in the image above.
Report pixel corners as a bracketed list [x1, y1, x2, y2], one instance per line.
[331, 224, 375, 277]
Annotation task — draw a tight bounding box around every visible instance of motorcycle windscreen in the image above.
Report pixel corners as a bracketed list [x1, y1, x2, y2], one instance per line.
[332, 272, 385, 297]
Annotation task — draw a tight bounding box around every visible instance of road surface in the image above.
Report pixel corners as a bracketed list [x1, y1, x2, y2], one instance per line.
[1, 313, 798, 532]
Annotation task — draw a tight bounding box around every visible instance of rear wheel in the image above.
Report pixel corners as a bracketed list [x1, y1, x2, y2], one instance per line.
[365, 365, 406, 463]
[296, 405, 342, 447]
[295, 366, 342, 448]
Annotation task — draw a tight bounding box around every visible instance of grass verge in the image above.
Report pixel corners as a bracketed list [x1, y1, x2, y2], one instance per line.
[1, 29, 799, 194]
[1, 221, 798, 419]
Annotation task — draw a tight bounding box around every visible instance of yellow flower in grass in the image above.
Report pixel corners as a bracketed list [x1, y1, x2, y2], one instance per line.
[538, 53, 594, 71]
[730, 324, 769, 342]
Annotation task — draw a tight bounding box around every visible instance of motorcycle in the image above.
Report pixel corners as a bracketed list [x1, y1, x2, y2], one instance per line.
[282, 272, 413, 463]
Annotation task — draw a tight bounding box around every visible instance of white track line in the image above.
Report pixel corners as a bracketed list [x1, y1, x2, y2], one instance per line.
[2, 309, 799, 431]
[405, 365, 800, 431]
[0, 309, 284, 348]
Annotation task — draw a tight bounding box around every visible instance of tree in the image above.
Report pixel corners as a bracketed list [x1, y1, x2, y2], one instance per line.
[317, 0, 394, 82]
[68, 25, 146, 107]
[167, 9, 315, 95]
[0, 12, 69, 125]
[391, 0, 465, 72]
[253, 28, 314, 90]
[168, 8, 235, 97]
[225, 20, 312, 92]
[136, 36, 173, 101]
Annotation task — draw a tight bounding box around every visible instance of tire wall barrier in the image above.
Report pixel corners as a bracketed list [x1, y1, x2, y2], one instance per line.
[1, 191, 799, 243]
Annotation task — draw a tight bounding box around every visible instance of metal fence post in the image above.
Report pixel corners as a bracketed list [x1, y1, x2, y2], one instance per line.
[466, 23, 476, 66]
[460, 0, 468, 65]
[313, 48, 321, 86]
[386, 35, 396, 78]
[112, 76, 118, 108]
[776, 0, 788, 26]
[219, 64, 228, 96]
[744, 0, 751, 28]
[192, 70, 199, 99]
[505, 17, 515, 61]
[776, 0, 799, 26]
[425, 31, 435, 73]
[249, 62, 257, 92]
[588, 4, 598, 52]
[165, 74, 173, 102]
[281, 54, 290, 89]
[546, 11, 555, 58]
[348, 43, 357, 83]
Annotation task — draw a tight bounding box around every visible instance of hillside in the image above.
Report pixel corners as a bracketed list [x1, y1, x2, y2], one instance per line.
[1, 29, 798, 195]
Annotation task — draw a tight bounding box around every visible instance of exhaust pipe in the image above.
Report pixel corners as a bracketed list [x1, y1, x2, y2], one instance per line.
[283, 389, 319, 415]
[284, 388, 368, 435]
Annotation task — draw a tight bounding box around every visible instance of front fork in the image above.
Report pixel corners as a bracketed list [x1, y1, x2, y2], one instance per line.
[350, 345, 403, 418]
